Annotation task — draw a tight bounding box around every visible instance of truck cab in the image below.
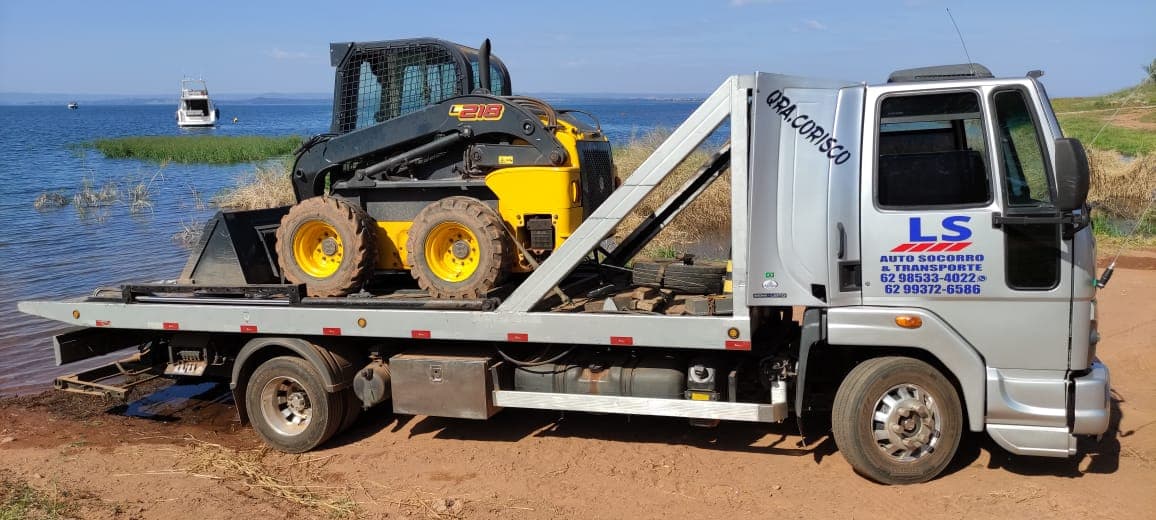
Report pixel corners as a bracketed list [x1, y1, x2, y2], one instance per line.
[747, 65, 1108, 464]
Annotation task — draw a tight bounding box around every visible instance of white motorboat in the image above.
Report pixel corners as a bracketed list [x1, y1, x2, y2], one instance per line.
[176, 79, 219, 127]
[67, 101, 78, 109]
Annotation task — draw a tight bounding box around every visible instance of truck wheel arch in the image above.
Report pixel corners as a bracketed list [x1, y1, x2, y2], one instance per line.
[797, 307, 986, 432]
[231, 337, 362, 425]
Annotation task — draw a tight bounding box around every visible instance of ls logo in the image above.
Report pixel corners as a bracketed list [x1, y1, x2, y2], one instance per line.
[909, 216, 972, 242]
[891, 216, 973, 253]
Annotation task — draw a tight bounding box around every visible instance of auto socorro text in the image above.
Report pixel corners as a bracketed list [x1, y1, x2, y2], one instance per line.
[765, 89, 852, 165]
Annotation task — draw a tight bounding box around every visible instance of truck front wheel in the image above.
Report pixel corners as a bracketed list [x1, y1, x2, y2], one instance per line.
[246, 356, 344, 453]
[831, 356, 962, 484]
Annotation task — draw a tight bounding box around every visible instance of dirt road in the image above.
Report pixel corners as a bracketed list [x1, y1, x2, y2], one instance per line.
[2, 260, 1153, 519]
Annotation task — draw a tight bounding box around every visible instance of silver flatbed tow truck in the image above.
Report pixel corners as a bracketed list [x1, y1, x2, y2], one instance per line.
[20, 66, 1111, 484]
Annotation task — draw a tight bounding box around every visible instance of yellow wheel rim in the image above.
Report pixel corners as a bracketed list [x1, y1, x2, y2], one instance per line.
[424, 222, 480, 282]
[292, 220, 344, 278]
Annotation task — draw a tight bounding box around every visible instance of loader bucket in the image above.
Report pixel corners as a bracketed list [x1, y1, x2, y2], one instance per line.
[179, 207, 290, 285]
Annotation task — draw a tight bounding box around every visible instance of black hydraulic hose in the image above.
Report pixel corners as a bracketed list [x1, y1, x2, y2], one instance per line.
[506, 96, 558, 129]
[558, 109, 603, 134]
[295, 133, 336, 157]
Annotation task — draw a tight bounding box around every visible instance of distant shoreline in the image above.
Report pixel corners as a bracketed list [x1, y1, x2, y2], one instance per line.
[0, 94, 708, 107]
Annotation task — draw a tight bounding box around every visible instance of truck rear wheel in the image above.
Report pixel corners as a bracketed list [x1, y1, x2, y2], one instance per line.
[407, 196, 508, 299]
[831, 356, 962, 484]
[276, 196, 377, 297]
[246, 356, 344, 453]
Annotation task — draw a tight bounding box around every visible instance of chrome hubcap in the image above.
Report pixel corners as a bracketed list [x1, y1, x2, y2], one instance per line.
[259, 376, 312, 437]
[872, 383, 941, 461]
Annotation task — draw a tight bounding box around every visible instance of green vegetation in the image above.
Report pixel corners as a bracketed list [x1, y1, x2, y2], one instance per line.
[0, 474, 75, 520]
[1052, 81, 1156, 156]
[34, 169, 166, 218]
[89, 135, 302, 164]
[1049, 81, 1156, 113]
[1056, 112, 1156, 156]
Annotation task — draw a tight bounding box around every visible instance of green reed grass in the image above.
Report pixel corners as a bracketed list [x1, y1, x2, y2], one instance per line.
[88, 135, 302, 164]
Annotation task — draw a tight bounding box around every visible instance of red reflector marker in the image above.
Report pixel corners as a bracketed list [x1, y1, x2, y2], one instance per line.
[95, 320, 111, 327]
[162, 322, 180, 330]
[412, 330, 431, 339]
[508, 333, 528, 342]
[725, 340, 752, 351]
[610, 336, 633, 346]
[322, 327, 342, 336]
[240, 324, 258, 333]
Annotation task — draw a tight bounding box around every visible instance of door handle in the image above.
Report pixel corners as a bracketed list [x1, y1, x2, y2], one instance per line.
[836, 222, 846, 260]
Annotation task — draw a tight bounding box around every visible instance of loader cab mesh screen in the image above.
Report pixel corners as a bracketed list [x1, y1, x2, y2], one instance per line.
[334, 44, 465, 134]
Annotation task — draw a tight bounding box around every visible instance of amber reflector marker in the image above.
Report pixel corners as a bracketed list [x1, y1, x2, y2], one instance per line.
[895, 315, 923, 329]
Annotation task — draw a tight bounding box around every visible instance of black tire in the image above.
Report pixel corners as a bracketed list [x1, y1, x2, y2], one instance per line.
[831, 356, 963, 485]
[338, 388, 362, 434]
[406, 196, 508, 299]
[276, 196, 377, 297]
[245, 356, 344, 453]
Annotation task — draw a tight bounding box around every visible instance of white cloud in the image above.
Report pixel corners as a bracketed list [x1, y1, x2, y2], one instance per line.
[268, 48, 308, 61]
[805, 19, 827, 31]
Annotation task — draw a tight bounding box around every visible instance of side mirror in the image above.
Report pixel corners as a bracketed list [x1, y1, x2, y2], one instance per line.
[1054, 137, 1089, 212]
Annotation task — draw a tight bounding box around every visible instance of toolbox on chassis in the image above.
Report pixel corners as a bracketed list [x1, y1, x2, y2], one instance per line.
[20, 66, 1111, 485]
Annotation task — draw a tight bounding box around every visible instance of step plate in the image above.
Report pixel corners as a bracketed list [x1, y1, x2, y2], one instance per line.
[492, 390, 784, 423]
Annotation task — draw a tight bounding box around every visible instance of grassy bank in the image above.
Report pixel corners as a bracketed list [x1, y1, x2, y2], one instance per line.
[89, 135, 302, 164]
[214, 158, 296, 210]
[1053, 82, 1156, 156]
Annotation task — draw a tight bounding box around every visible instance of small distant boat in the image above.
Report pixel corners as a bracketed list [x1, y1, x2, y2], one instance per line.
[67, 101, 78, 109]
[176, 78, 219, 127]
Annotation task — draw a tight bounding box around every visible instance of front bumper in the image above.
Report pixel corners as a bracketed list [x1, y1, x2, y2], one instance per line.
[1072, 359, 1111, 435]
[985, 359, 1111, 457]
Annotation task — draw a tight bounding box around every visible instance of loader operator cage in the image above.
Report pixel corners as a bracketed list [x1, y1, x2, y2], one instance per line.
[331, 38, 513, 134]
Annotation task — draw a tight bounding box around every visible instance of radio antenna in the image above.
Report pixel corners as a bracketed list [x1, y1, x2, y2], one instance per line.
[946, 8, 976, 76]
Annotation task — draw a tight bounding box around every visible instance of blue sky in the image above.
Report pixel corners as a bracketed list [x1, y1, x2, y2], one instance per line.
[1, 0, 1152, 97]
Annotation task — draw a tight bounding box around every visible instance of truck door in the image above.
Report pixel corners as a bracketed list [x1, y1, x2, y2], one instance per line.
[859, 85, 1073, 372]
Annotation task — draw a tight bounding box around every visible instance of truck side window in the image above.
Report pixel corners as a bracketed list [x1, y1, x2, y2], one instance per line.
[876, 91, 991, 208]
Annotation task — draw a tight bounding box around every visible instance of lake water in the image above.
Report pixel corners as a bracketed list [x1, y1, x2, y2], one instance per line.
[0, 98, 707, 395]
